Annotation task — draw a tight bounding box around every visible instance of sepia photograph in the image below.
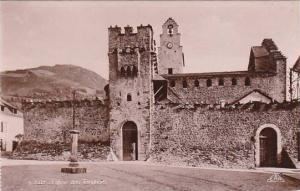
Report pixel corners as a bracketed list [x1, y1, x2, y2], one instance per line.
[1, 1, 300, 190]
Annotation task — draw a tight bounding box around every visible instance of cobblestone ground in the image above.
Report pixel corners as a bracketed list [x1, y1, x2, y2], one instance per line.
[2, 161, 300, 191]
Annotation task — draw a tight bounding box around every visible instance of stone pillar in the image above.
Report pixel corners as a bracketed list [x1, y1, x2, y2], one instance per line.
[61, 130, 86, 173]
[69, 130, 79, 167]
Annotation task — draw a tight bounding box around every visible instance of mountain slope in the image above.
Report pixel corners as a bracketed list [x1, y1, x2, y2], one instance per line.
[0, 65, 107, 100]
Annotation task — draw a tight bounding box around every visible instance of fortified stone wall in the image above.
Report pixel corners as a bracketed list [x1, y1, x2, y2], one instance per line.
[23, 99, 109, 143]
[151, 102, 300, 168]
[163, 68, 286, 104]
[159, 38, 287, 104]
[163, 72, 276, 104]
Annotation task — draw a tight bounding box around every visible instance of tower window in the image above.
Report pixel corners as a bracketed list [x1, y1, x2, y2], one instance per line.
[126, 66, 132, 77]
[168, 68, 173, 74]
[218, 78, 224, 86]
[120, 67, 125, 77]
[170, 80, 175, 87]
[232, 78, 237, 86]
[194, 80, 199, 87]
[127, 94, 132, 101]
[132, 66, 138, 76]
[167, 24, 174, 35]
[182, 80, 188, 88]
[206, 79, 212, 87]
[245, 77, 251, 86]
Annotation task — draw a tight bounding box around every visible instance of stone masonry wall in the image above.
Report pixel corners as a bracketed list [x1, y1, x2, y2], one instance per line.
[108, 25, 154, 160]
[164, 72, 283, 104]
[23, 99, 109, 143]
[151, 102, 300, 168]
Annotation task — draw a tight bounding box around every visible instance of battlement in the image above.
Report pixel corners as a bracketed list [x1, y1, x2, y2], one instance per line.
[22, 98, 107, 111]
[108, 24, 154, 52]
[156, 100, 300, 112]
[108, 25, 122, 34]
[108, 24, 153, 35]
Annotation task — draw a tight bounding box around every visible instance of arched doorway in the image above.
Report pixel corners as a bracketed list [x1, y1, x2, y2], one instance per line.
[259, 128, 278, 167]
[255, 124, 282, 167]
[122, 121, 138, 161]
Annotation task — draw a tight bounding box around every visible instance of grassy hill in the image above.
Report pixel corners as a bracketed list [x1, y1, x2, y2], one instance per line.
[0, 64, 107, 102]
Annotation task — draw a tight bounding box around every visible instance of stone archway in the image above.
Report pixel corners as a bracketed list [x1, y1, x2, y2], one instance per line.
[255, 124, 282, 167]
[122, 121, 138, 161]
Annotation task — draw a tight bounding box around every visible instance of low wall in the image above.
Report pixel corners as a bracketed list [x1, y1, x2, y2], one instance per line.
[12, 140, 110, 161]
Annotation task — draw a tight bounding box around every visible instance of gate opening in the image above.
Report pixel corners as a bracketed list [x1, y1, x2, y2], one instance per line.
[122, 121, 138, 161]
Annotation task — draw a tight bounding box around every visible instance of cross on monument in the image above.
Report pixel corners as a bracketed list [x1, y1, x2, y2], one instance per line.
[61, 130, 87, 173]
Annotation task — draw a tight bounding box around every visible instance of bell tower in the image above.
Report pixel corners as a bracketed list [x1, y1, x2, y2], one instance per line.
[158, 18, 184, 75]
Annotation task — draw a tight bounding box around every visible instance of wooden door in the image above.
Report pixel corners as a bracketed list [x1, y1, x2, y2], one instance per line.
[259, 128, 277, 167]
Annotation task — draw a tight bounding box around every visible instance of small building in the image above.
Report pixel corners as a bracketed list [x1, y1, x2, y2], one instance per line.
[0, 98, 24, 152]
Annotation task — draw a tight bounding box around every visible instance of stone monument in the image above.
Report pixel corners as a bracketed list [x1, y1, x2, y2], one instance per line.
[61, 130, 87, 173]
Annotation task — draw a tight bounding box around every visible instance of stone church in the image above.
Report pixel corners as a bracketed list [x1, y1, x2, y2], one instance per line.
[23, 18, 300, 168]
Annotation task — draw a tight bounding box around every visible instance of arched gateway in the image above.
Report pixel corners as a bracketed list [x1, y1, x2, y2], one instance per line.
[255, 124, 282, 167]
[122, 121, 138, 161]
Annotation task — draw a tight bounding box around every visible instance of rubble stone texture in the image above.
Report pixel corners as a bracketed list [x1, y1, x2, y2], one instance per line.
[151, 103, 300, 168]
[23, 100, 109, 143]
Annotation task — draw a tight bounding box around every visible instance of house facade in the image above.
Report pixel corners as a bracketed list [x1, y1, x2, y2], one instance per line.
[0, 98, 24, 152]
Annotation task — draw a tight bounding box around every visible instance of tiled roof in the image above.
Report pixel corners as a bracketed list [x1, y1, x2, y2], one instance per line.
[0, 97, 17, 109]
[293, 56, 300, 72]
[230, 89, 273, 105]
[163, 17, 178, 26]
[251, 46, 269, 57]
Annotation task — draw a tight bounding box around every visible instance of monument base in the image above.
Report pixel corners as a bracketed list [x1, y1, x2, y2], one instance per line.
[61, 167, 87, 174]
[61, 161, 86, 174]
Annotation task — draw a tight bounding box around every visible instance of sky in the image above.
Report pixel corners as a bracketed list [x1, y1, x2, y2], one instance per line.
[1, 1, 300, 79]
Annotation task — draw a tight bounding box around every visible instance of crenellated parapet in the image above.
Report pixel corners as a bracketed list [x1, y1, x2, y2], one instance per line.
[108, 24, 154, 53]
[22, 99, 108, 111]
[108, 24, 155, 80]
[156, 100, 300, 112]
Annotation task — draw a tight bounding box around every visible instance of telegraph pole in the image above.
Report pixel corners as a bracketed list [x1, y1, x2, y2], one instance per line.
[72, 90, 76, 130]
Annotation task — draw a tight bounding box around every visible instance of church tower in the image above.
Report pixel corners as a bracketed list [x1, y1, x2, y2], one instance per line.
[158, 18, 184, 74]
